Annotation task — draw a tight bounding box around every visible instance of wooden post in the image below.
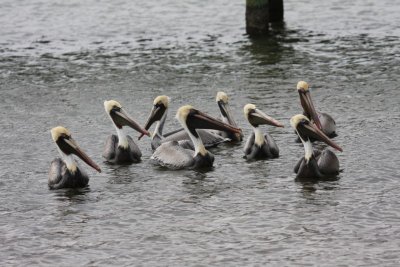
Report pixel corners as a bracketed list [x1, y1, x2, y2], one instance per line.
[246, 0, 269, 36]
[269, 0, 284, 22]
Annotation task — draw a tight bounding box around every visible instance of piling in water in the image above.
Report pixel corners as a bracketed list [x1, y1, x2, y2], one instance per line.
[246, 0, 284, 36]
[269, 0, 284, 22]
[246, 0, 269, 36]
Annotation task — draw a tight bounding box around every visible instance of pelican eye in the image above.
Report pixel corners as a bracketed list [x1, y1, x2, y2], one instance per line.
[60, 133, 71, 140]
[111, 106, 121, 113]
[301, 119, 309, 125]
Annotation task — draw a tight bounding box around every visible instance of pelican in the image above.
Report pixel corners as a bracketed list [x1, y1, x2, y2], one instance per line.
[297, 81, 337, 138]
[49, 126, 101, 189]
[141, 95, 230, 151]
[243, 104, 284, 160]
[103, 100, 150, 164]
[290, 114, 343, 180]
[151, 105, 242, 169]
[215, 91, 243, 142]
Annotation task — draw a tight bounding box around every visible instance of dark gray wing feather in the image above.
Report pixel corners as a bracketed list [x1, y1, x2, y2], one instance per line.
[127, 135, 142, 159]
[264, 133, 279, 157]
[317, 148, 339, 175]
[48, 158, 64, 187]
[244, 132, 255, 155]
[319, 112, 337, 137]
[102, 135, 118, 160]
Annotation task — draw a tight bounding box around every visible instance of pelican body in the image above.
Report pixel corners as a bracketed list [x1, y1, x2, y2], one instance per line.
[141, 96, 230, 151]
[297, 81, 337, 138]
[151, 105, 242, 170]
[290, 114, 343, 180]
[49, 126, 101, 189]
[103, 100, 149, 164]
[243, 104, 284, 160]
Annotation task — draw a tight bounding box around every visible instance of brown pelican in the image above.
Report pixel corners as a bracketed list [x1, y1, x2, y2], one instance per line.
[297, 81, 337, 138]
[215, 92, 243, 142]
[151, 105, 242, 169]
[243, 104, 284, 160]
[290, 114, 343, 180]
[141, 95, 230, 151]
[49, 126, 101, 189]
[103, 100, 150, 164]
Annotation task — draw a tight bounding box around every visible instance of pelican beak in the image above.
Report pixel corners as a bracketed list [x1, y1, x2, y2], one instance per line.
[298, 90, 322, 130]
[111, 108, 150, 137]
[297, 121, 343, 152]
[139, 104, 166, 140]
[218, 101, 238, 127]
[217, 101, 243, 139]
[188, 109, 242, 134]
[249, 109, 284, 128]
[63, 137, 102, 172]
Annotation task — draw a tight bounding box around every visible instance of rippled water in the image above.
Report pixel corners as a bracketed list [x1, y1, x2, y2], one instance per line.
[1, 0, 400, 266]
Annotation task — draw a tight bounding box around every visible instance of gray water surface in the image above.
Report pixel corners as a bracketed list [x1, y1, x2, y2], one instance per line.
[1, 0, 400, 266]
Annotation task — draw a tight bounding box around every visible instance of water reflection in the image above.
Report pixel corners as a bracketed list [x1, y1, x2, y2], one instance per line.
[52, 186, 91, 203]
[297, 179, 341, 201]
[242, 25, 296, 67]
[104, 164, 135, 184]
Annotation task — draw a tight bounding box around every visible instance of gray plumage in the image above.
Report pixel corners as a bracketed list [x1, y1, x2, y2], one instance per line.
[48, 158, 89, 189]
[319, 112, 337, 138]
[244, 132, 279, 160]
[103, 135, 142, 164]
[150, 141, 195, 169]
[151, 140, 215, 170]
[158, 129, 228, 151]
[294, 148, 340, 180]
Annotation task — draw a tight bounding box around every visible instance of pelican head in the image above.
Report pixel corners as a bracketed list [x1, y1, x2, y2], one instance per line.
[51, 126, 101, 173]
[104, 100, 149, 136]
[141, 95, 170, 135]
[215, 91, 240, 127]
[244, 104, 284, 128]
[296, 81, 322, 130]
[216, 91, 228, 104]
[176, 105, 242, 138]
[290, 114, 342, 152]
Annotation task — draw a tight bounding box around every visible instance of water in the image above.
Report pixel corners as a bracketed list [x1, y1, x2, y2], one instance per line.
[1, 0, 400, 265]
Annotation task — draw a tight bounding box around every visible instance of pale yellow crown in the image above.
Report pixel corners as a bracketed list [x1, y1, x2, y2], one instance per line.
[153, 95, 170, 108]
[290, 114, 309, 129]
[216, 92, 228, 103]
[297, 81, 309, 91]
[243, 104, 256, 116]
[176, 105, 194, 121]
[104, 100, 122, 113]
[51, 126, 71, 142]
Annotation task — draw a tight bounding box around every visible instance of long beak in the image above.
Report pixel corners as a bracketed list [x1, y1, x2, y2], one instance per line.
[112, 108, 150, 137]
[139, 105, 164, 140]
[188, 110, 242, 134]
[299, 91, 322, 130]
[218, 101, 238, 127]
[297, 122, 343, 152]
[249, 109, 284, 127]
[64, 138, 102, 172]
